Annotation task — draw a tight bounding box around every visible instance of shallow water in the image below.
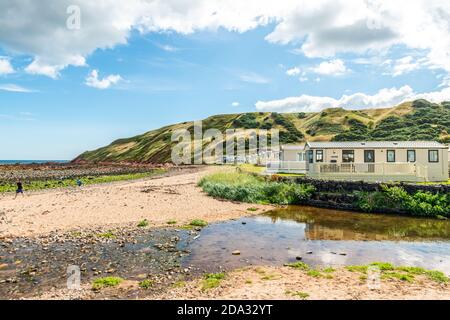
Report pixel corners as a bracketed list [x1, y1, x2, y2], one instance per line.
[183, 206, 450, 274]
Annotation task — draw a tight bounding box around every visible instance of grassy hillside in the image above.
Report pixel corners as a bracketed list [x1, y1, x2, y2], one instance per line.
[74, 100, 450, 164]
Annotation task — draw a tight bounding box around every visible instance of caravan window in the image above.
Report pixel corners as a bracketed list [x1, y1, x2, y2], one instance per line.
[297, 152, 305, 161]
[316, 150, 324, 162]
[428, 150, 439, 163]
[342, 150, 354, 163]
[407, 150, 416, 162]
[387, 150, 396, 162]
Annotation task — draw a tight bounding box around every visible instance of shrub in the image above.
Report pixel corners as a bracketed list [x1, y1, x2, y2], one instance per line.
[199, 172, 315, 205]
[92, 277, 123, 290]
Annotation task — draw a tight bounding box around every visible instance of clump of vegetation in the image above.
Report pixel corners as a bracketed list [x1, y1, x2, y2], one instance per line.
[199, 172, 315, 205]
[247, 207, 259, 212]
[356, 185, 450, 218]
[345, 262, 448, 284]
[190, 219, 208, 227]
[284, 262, 310, 271]
[92, 277, 123, 290]
[96, 231, 116, 239]
[286, 291, 309, 300]
[166, 220, 177, 225]
[138, 279, 153, 289]
[202, 273, 225, 290]
[137, 219, 149, 227]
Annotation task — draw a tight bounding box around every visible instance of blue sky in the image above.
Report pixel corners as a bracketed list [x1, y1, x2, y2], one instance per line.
[1, 1, 450, 159]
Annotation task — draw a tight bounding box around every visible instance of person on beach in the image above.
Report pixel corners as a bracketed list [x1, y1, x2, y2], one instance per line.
[14, 181, 24, 199]
[76, 179, 83, 187]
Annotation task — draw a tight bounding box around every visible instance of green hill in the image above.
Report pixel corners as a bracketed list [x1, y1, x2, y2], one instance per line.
[73, 100, 450, 164]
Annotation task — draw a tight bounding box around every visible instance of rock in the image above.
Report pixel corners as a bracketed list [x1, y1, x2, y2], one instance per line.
[339, 253, 347, 256]
[306, 251, 313, 254]
[242, 222, 247, 225]
[295, 256, 302, 261]
[232, 250, 241, 255]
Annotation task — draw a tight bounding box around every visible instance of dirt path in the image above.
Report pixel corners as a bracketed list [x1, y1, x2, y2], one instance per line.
[0, 166, 270, 238]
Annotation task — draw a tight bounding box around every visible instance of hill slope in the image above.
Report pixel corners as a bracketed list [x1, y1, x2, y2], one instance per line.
[74, 100, 450, 164]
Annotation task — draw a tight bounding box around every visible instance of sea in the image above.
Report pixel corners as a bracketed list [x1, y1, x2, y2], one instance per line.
[0, 160, 70, 165]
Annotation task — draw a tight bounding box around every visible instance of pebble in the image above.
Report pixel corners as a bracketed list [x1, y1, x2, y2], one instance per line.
[232, 250, 241, 255]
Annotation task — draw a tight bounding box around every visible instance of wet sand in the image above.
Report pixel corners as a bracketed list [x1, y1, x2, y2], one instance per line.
[0, 166, 270, 238]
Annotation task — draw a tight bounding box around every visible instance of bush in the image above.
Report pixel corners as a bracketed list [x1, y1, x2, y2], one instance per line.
[356, 185, 450, 217]
[199, 172, 315, 205]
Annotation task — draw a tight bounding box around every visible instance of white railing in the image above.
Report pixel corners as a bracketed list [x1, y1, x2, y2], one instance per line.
[266, 161, 307, 174]
[309, 162, 424, 177]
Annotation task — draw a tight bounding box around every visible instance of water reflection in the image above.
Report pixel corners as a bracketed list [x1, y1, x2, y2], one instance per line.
[183, 206, 450, 274]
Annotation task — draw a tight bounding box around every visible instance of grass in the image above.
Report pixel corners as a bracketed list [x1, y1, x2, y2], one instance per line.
[286, 291, 309, 300]
[238, 164, 265, 174]
[417, 179, 450, 185]
[96, 232, 116, 239]
[137, 219, 149, 228]
[189, 219, 208, 227]
[138, 279, 153, 289]
[201, 273, 225, 290]
[284, 262, 310, 271]
[306, 270, 322, 278]
[247, 207, 259, 212]
[92, 277, 123, 290]
[199, 171, 315, 205]
[0, 170, 166, 193]
[345, 262, 448, 284]
[166, 220, 177, 225]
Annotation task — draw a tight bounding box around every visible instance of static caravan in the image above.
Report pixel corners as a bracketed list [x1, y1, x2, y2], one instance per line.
[304, 141, 449, 182]
[265, 144, 307, 173]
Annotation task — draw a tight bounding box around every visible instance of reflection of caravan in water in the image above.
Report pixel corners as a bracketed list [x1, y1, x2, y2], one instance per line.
[267, 141, 449, 182]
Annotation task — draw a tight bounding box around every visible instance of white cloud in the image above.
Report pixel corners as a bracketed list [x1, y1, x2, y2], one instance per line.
[0, 57, 14, 74]
[384, 56, 423, 77]
[85, 70, 122, 89]
[0, 84, 35, 93]
[1, 1, 450, 78]
[255, 85, 450, 112]
[231, 101, 240, 107]
[311, 59, 349, 76]
[239, 72, 270, 84]
[286, 67, 301, 76]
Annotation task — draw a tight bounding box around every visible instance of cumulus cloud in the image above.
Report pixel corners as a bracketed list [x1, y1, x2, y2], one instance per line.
[311, 59, 349, 76]
[0, 84, 35, 93]
[0, 57, 14, 75]
[1, 1, 450, 78]
[85, 70, 122, 89]
[383, 56, 424, 77]
[286, 67, 301, 76]
[231, 101, 240, 107]
[255, 85, 450, 112]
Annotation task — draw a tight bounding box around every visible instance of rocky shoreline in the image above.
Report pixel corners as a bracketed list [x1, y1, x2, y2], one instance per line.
[0, 224, 206, 299]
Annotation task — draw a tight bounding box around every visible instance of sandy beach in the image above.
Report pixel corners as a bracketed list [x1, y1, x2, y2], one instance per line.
[0, 166, 270, 238]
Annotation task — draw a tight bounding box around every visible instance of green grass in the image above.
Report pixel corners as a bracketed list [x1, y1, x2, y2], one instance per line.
[0, 170, 165, 193]
[92, 277, 123, 290]
[345, 262, 448, 284]
[190, 219, 208, 227]
[96, 232, 116, 239]
[284, 262, 310, 271]
[306, 270, 322, 278]
[202, 273, 225, 290]
[238, 164, 265, 174]
[137, 219, 149, 228]
[199, 172, 315, 205]
[286, 291, 309, 300]
[166, 220, 177, 225]
[138, 279, 153, 289]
